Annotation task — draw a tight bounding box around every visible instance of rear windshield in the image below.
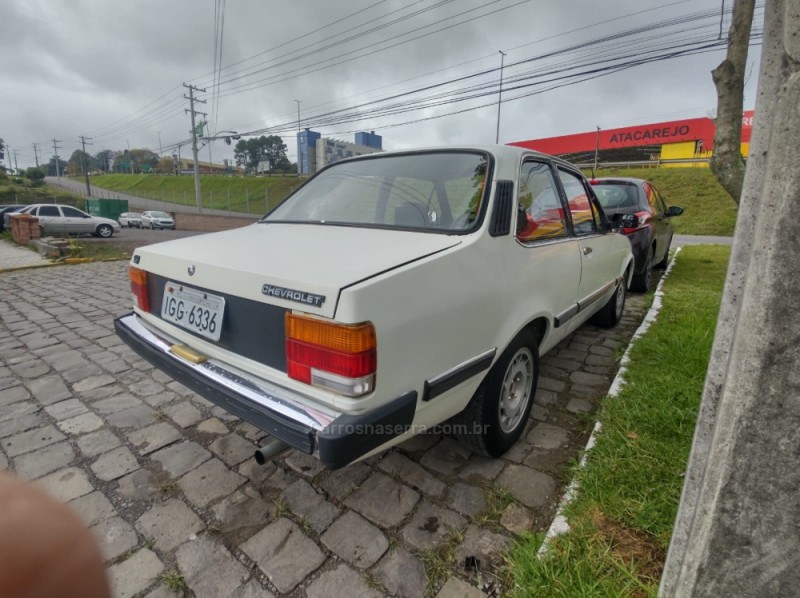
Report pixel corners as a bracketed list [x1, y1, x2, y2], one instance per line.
[264, 152, 489, 233]
[591, 181, 642, 212]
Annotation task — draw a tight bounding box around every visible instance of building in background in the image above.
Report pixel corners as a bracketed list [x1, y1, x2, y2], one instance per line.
[508, 111, 754, 167]
[297, 129, 383, 175]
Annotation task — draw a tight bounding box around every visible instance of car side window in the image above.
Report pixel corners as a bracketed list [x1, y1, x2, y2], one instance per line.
[516, 161, 568, 243]
[652, 186, 669, 214]
[37, 206, 60, 217]
[558, 169, 596, 235]
[61, 207, 85, 218]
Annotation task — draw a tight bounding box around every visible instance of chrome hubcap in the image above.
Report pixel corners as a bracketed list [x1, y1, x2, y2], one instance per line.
[498, 348, 534, 433]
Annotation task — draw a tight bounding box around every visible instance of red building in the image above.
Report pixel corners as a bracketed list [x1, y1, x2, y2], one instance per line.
[509, 111, 754, 166]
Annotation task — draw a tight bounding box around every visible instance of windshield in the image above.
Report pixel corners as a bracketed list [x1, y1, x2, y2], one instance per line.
[264, 152, 489, 232]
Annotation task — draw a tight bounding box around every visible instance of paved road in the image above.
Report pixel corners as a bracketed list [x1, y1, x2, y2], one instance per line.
[0, 262, 649, 596]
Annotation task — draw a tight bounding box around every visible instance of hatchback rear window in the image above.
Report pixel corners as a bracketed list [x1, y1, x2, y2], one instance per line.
[591, 182, 641, 211]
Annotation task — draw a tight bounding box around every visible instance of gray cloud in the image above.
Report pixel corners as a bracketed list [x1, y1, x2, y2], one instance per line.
[1, 0, 761, 168]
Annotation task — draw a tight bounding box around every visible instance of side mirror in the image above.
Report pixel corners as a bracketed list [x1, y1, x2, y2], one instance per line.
[620, 213, 639, 229]
[666, 206, 684, 217]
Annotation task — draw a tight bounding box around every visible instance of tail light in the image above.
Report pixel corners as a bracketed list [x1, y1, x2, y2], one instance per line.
[129, 267, 150, 312]
[623, 211, 652, 235]
[286, 313, 376, 397]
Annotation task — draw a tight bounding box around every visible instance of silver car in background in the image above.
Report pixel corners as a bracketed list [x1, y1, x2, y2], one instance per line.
[119, 212, 143, 228]
[141, 211, 176, 230]
[18, 204, 121, 238]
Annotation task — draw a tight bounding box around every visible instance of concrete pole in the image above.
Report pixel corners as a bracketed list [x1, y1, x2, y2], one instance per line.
[495, 50, 506, 144]
[660, 1, 800, 595]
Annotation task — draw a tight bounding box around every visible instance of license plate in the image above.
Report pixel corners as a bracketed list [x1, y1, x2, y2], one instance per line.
[161, 282, 225, 341]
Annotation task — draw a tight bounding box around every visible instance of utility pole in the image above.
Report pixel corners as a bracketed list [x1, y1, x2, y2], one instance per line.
[32, 143, 40, 167]
[157, 131, 163, 173]
[79, 135, 93, 197]
[12, 149, 19, 173]
[495, 50, 506, 144]
[184, 83, 208, 212]
[126, 139, 133, 174]
[295, 99, 302, 174]
[594, 126, 601, 171]
[52, 138, 62, 178]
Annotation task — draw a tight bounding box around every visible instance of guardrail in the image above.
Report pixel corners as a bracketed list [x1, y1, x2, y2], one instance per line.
[574, 158, 711, 169]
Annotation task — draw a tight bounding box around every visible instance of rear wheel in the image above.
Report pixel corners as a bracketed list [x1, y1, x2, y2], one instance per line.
[455, 329, 540, 457]
[630, 247, 654, 292]
[591, 273, 627, 328]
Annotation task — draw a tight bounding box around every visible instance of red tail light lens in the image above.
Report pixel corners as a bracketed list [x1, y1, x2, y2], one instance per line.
[129, 267, 150, 312]
[286, 313, 376, 397]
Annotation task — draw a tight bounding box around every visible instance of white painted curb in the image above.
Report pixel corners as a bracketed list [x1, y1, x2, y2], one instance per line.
[538, 247, 683, 557]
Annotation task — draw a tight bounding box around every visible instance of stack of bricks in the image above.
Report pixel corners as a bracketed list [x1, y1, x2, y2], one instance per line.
[10, 213, 41, 245]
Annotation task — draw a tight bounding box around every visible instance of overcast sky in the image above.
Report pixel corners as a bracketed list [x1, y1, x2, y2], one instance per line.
[1, 0, 762, 169]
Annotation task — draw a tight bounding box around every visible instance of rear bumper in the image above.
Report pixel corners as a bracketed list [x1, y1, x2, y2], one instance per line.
[114, 313, 416, 468]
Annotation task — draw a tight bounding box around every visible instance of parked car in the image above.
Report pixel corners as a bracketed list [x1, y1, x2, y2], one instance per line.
[590, 177, 683, 292]
[0, 205, 26, 232]
[141, 211, 176, 230]
[119, 212, 143, 228]
[16, 204, 121, 238]
[116, 146, 633, 469]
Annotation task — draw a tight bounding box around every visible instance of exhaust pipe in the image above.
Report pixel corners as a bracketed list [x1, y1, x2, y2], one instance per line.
[254, 438, 290, 465]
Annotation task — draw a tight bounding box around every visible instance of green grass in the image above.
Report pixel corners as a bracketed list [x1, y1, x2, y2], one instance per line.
[87, 173, 306, 214]
[502, 245, 731, 597]
[589, 167, 737, 236]
[1, 178, 83, 207]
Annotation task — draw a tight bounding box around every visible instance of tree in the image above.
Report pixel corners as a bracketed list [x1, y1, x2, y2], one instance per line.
[130, 149, 159, 173]
[66, 149, 95, 176]
[233, 135, 290, 173]
[45, 156, 67, 177]
[709, 0, 755, 203]
[24, 167, 46, 186]
[94, 150, 112, 173]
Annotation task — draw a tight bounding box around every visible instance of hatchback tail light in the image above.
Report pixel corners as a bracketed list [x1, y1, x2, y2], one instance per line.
[623, 211, 652, 235]
[129, 267, 150, 312]
[286, 313, 376, 397]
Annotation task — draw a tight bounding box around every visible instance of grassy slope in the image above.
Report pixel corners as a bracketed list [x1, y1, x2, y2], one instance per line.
[87, 174, 306, 214]
[592, 167, 737, 236]
[1, 176, 82, 207]
[503, 245, 731, 597]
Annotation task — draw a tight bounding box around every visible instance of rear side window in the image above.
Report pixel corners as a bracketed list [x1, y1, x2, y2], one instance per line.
[516, 161, 568, 243]
[37, 206, 60, 217]
[558, 169, 596, 235]
[61, 207, 85, 217]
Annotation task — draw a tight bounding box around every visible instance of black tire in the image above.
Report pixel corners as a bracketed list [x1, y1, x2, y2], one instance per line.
[591, 274, 627, 328]
[96, 224, 113, 238]
[454, 329, 540, 457]
[630, 247, 654, 292]
[654, 236, 672, 270]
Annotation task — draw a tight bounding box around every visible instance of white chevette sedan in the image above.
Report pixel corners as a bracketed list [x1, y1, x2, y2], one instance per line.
[116, 145, 633, 468]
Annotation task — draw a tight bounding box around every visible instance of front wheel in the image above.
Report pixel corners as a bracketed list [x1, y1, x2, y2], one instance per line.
[630, 248, 654, 292]
[96, 224, 113, 238]
[454, 329, 540, 457]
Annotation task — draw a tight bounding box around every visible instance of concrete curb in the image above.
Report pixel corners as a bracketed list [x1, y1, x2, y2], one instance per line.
[537, 247, 684, 557]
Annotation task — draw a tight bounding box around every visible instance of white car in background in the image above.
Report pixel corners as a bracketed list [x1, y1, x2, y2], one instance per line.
[141, 211, 176, 230]
[116, 145, 633, 469]
[19, 204, 121, 238]
[119, 212, 143, 228]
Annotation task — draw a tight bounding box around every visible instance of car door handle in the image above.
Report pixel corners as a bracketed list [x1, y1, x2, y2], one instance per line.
[582, 246, 593, 255]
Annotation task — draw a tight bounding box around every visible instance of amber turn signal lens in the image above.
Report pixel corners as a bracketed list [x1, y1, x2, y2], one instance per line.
[285, 313, 376, 353]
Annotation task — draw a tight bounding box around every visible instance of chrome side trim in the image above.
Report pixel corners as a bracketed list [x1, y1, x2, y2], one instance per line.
[122, 314, 337, 431]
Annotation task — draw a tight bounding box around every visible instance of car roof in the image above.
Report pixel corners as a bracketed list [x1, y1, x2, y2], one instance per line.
[590, 177, 647, 185]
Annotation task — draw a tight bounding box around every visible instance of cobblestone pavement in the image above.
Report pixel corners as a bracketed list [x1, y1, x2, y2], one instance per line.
[0, 239, 52, 270]
[0, 262, 649, 597]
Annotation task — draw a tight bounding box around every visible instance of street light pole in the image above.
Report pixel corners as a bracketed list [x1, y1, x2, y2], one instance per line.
[127, 139, 133, 174]
[594, 126, 601, 171]
[495, 50, 507, 144]
[295, 99, 302, 174]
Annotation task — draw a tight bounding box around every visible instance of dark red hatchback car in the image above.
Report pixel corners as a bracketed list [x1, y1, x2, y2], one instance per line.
[590, 177, 683, 292]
